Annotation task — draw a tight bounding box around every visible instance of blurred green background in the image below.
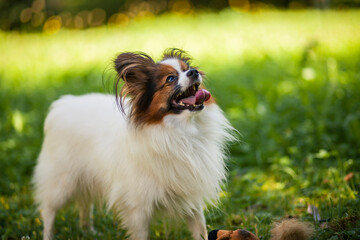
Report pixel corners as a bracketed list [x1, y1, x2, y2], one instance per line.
[1, 0, 360, 239]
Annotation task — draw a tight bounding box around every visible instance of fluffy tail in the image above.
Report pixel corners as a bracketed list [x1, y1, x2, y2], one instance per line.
[270, 219, 314, 240]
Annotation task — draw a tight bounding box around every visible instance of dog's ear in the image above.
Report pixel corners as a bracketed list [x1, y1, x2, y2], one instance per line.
[115, 52, 155, 85]
[114, 52, 156, 124]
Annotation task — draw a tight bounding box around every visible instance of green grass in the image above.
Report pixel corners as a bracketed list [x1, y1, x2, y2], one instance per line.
[1, 9, 360, 239]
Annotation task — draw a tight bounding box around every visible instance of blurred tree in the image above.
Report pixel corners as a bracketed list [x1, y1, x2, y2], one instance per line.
[312, 0, 331, 8]
[0, 0, 32, 30]
[1, 0, 360, 31]
[46, 0, 126, 15]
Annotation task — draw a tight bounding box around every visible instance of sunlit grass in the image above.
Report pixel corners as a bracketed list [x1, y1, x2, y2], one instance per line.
[1, 10, 360, 87]
[1, 9, 360, 239]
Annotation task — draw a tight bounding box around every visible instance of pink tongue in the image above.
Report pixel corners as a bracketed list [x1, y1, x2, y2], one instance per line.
[180, 89, 211, 105]
[180, 96, 196, 105]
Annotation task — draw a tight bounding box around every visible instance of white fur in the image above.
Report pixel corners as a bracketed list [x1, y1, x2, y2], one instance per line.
[33, 93, 234, 240]
[161, 58, 202, 91]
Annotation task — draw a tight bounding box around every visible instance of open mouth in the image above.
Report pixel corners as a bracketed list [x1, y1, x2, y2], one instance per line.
[171, 83, 211, 111]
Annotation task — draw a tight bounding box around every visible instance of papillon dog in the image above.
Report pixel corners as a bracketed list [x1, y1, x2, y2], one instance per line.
[33, 49, 234, 240]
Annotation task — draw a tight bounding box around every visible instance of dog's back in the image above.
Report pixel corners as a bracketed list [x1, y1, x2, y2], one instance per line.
[34, 93, 130, 203]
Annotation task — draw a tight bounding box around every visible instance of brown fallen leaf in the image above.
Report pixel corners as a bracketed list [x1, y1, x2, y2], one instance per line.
[344, 172, 354, 182]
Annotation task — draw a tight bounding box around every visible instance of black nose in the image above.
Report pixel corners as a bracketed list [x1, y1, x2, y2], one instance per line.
[186, 69, 199, 79]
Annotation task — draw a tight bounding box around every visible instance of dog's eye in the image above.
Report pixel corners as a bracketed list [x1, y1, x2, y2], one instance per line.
[166, 75, 176, 83]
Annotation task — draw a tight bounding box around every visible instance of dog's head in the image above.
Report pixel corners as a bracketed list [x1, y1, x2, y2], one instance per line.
[114, 48, 213, 126]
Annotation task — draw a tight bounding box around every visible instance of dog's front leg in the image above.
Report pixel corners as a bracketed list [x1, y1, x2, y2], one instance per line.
[186, 209, 207, 240]
[121, 207, 151, 240]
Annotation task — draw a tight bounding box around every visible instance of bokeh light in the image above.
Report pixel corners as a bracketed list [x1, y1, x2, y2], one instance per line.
[170, 0, 193, 15]
[31, 12, 45, 27]
[43, 16, 62, 34]
[59, 11, 72, 28]
[228, 0, 250, 11]
[90, 8, 106, 27]
[32, 0, 45, 12]
[108, 13, 129, 26]
[20, 8, 33, 23]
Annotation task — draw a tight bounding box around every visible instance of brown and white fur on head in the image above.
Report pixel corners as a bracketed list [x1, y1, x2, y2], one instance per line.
[32, 49, 235, 240]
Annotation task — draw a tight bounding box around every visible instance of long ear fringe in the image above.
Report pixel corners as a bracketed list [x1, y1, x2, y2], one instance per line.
[270, 219, 314, 240]
[114, 75, 127, 116]
[113, 52, 156, 123]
